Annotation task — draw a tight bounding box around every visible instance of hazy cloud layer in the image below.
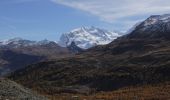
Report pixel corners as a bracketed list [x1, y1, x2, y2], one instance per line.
[51, 0, 170, 30]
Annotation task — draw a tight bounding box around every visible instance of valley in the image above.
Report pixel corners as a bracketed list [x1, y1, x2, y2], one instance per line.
[1, 13, 170, 100]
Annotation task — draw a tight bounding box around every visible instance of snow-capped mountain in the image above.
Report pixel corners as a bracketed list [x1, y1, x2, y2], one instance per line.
[143, 14, 170, 27]
[126, 14, 170, 39]
[59, 26, 120, 49]
[0, 38, 52, 48]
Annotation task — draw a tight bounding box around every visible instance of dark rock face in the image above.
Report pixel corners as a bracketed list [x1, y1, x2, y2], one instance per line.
[67, 42, 84, 53]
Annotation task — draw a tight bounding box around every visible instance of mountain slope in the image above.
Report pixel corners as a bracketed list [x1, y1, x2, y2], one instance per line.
[0, 50, 44, 75]
[59, 26, 120, 49]
[0, 38, 72, 76]
[10, 39, 170, 93]
[9, 14, 170, 95]
[67, 42, 85, 53]
[125, 14, 170, 39]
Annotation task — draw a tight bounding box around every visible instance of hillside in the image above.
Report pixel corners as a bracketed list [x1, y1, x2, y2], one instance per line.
[0, 38, 72, 76]
[9, 39, 170, 93]
[9, 14, 170, 96]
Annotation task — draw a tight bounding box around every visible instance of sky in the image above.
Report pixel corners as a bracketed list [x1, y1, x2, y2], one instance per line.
[1, 0, 170, 41]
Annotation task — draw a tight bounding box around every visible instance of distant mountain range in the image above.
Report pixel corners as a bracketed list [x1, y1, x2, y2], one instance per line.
[9, 14, 170, 95]
[0, 26, 120, 50]
[0, 38, 52, 48]
[0, 27, 119, 75]
[0, 38, 71, 76]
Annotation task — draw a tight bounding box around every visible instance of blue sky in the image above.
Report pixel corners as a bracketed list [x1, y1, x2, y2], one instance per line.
[1, 0, 170, 41]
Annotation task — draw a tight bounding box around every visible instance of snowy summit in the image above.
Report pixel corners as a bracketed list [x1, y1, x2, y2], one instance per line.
[59, 26, 120, 49]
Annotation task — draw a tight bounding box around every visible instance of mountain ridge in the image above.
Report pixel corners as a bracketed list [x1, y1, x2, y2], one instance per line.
[0, 37, 54, 48]
[125, 14, 170, 39]
[0, 38, 72, 76]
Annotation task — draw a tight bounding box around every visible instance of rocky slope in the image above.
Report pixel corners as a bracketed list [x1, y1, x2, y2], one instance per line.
[9, 14, 170, 95]
[0, 78, 48, 100]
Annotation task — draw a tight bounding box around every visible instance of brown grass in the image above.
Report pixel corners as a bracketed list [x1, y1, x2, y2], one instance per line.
[46, 82, 170, 100]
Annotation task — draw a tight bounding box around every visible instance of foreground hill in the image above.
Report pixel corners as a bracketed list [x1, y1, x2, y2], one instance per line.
[0, 78, 48, 100]
[9, 14, 170, 95]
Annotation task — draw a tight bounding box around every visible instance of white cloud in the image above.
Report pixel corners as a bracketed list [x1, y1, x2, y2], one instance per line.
[51, 0, 170, 31]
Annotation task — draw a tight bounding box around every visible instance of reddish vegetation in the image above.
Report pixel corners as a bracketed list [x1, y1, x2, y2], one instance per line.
[48, 82, 170, 100]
